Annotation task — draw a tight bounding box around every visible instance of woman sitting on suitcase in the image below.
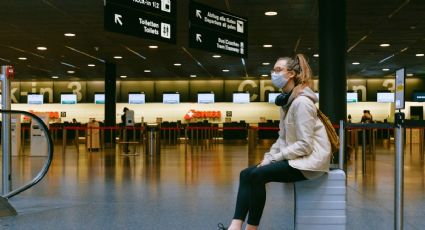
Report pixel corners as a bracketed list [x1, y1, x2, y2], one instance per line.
[218, 54, 332, 230]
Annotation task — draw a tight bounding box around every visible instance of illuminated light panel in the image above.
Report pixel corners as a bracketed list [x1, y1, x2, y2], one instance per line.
[265, 11, 278, 16]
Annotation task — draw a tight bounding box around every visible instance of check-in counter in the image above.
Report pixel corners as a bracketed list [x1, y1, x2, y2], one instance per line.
[223, 121, 248, 140]
[258, 120, 279, 140]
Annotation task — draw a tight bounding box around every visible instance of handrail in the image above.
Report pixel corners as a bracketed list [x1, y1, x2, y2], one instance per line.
[0, 109, 54, 199]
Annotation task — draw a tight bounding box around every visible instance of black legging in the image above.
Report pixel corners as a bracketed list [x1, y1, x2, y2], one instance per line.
[233, 160, 306, 226]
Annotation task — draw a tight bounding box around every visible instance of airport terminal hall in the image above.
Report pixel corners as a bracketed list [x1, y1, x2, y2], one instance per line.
[1, 0, 425, 229]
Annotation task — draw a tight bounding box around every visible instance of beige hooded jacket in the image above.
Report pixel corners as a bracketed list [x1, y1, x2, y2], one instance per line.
[264, 86, 332, 179]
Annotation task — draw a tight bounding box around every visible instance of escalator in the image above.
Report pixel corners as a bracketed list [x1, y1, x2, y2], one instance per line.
[0, 110, 54, 217]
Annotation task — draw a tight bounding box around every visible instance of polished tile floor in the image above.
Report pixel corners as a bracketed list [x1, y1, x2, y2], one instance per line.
[0, 139, 425, 230]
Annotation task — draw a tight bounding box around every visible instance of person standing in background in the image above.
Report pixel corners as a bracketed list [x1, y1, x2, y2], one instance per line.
[360, 110, 373, 123]
[121, 107, 130, 152]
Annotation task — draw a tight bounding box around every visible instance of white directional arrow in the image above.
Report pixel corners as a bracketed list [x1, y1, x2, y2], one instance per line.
[196, 34, 202, 42]
[196, 9, 202, 18]
[114, 14, 123, 26]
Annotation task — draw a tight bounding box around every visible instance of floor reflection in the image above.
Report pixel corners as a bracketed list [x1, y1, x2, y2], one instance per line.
[1, 140, 425, 229]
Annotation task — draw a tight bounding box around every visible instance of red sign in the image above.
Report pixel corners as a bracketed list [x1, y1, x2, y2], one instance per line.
[184, 109, 221, 120]
[5, 66, 14, 79]
[23, 110, 60, 121]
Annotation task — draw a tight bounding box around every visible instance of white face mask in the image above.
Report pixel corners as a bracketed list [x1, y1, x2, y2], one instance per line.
[271, 72, 289, 89]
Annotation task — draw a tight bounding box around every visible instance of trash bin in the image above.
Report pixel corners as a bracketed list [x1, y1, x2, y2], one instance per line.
[145, 123, 160, 155]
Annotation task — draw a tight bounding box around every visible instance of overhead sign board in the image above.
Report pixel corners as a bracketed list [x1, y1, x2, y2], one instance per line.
[189, 0, 248, 58]
[104, 3, 176, 44]
[104, 0, 176, 44]
[189, 26, 246, 57]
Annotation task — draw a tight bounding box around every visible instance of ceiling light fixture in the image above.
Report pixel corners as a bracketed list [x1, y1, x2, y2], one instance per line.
[18, 57, 27, 60]
[261, 74, 268, 77]
[212, 55, 221, 58]
[406, 73, 413, 77]
[415, 53, 424, 57]
[222, 69, 230, 72]
[113, 56, 122, 59]
[380, 43, 390, 47]
[144, 70, 151, 73]
[382, 68, 390, 71]
[263, 44, 273, 48]
[262, 62, 270, 66]
[352, 62, 360, 65]
[174, 63, 182, 66]
[67, 70, 75, 74]
[264, 11, 278, 16]
[149, 45, 158, 49]
[313, 54, 319, 57]
[51, 76, 59, 79]
[88, 64, 95, 67]
[37, 46, 47, 50]
[120, 75, 127, 78]
[64, 33, 75, 37]
[190, 74, 197, 78]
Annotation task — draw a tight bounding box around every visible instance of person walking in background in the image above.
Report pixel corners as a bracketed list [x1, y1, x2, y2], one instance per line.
[121, 107, 130, 152]
[218, 54, 331, 230]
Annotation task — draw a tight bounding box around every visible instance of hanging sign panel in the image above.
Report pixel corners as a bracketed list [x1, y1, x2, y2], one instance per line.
[189, 0, 248, 57]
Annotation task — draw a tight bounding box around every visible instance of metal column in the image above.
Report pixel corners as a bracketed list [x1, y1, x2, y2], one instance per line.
[394, 112, 405, 230]
[362, 129, 366, 174]
[1, 66, 13, 195]
[338, 120, 345, 170]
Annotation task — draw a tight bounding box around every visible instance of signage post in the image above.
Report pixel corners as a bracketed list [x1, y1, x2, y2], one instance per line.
[189, 0, 248, 57]
[394, 67, 405, 230]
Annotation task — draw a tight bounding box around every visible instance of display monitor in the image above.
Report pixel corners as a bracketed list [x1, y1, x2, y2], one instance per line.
[233, 92, 250, 104]
[413, 91, 425, 102]
[268, 93, 280, 103]
[197, 92, 215, 104]
[377, 92, 394, 103]
[163, 93, 180, 104]
[60, 94, 77, 104]
[410, 106, 423, 120]
[27, 94, 43, 104]
[347, 92, 358, 103]
[94, 93, 105, 104]
[128, 93, 146, 104]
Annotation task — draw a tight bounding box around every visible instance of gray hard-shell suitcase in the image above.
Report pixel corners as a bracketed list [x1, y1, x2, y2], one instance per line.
[294, 169, 346, 230]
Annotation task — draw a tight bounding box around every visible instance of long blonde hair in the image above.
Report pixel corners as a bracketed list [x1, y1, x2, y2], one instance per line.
[277, 54, 312, 95]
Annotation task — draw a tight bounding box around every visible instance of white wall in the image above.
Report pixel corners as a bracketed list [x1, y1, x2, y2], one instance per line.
[11, 101, 425, 124]
[11, 103, 279, 124]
